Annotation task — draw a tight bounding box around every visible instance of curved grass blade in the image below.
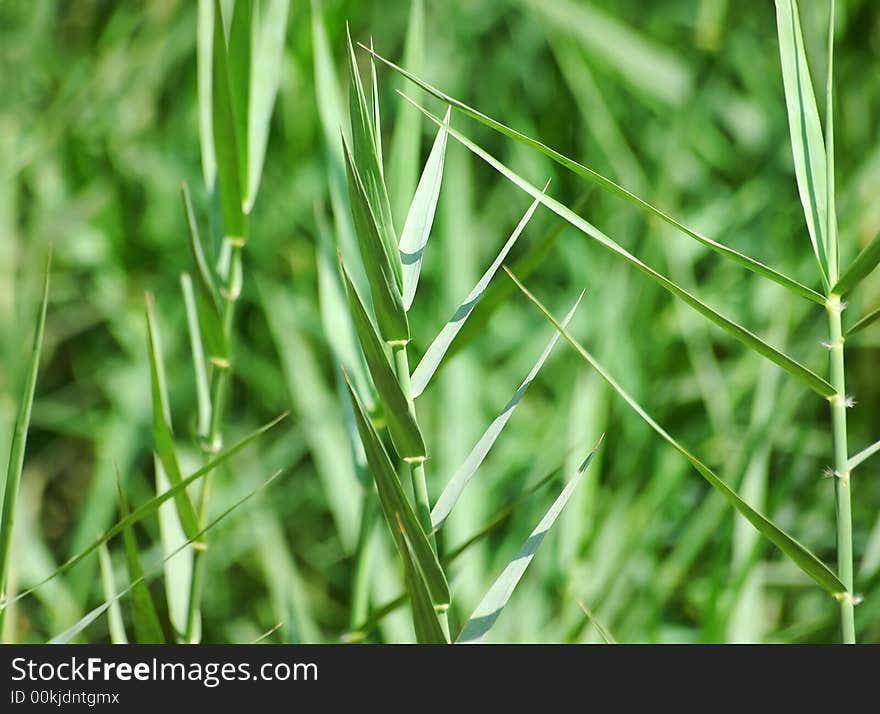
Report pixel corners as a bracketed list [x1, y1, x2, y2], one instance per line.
[5, 413, 286, 610]
[507, 269, 846, 597]
[115, 476, 164, 644]
[347, 30, 401, 289]
[181, 274, 212, 444]
[846, 305, 880, 338]
[245, 0, 289, 212]
[832, 232, 880, 297]
[0, 251, 50, 616]
[181, 183, 228, 365]
[400, 108, 449, 311]
[212, 0, 245, 241]
[411, 187, 546, 398]
[343, 373, 449, 608]
[775, 0, 830, 284]
[49, 470, 284, 644]
[144, 294, 201, 541]
[97, 543, 127, 644]
[431, 292, 584, 530]
[343, 138, 409, 343]
[406, 101, 835, 399]
[456, 440, 602, 644]
[360, 45, 825, 305]
[341, 263, 426, 461]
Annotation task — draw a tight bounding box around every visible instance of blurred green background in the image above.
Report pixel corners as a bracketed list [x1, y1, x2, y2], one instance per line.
[1, 0, 879, 643]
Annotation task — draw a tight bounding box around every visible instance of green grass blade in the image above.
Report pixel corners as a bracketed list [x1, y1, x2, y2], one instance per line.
[507, 269, 847, 597]
[360, 46, 825, 305]
[849, 439, 880, 473]
[824, 0, 838, 280]
[97, 543, 127, 644]
[343, 373, 449, 608]
[846, 305, 880, 338]
[212, 0, 246, 241]
[406, 101, 835, 399]
[181, 183, 228, 365]
[49, 470, 284, 645]
[456, 441, 602, 644]
[343, 138, 410, 343]
[228, 0, 253, 203]
[0, 250, 50, 609]
[431, 292, 583, 529]
[197, 0, 217, 190]
[775, 0, 830, 284]
[347, 30, 401, 289]
[832, 232, 880, 296]
[144, 294, 202, 541]
[388, 0, 425, 225]
[155, 456, 193, 641]
[341, 263, 426, 461]
[2, 413, 286, 610]
[396, 514, 448, 643]
[576, 599, 617, 644]
[180, 274, 213, 444]
[400, 108, 449, 311]
[369, 37, 383, 174]
[116, 477, 165, 644]
[244, 0, 288, 212]
[411, 188, 545, 398]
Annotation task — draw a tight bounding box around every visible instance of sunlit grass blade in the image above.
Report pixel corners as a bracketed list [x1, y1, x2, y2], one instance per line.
[396, 515, 448, 644]
[181, 182, 228, 366]
[144, 294, 201, 541]
[369, 38, 383, 172]
[343, 138, 409, 343]
[849, 439, 880, 473]
[5, 413, 287, 609]
[456, 440, 602, 644]
[576, 599, 616, 644]
[407, 100, 835, 399]
[400, 108, 449, 311]
[343, 373, 449, 608]
[116, 476, 165, 644]
[361, 46, 825, 305]
[155, 456, 193, 641]
[181, 274, 212, 444]
[244, 0, 289, 212]
[49, 470, 284, 645]
[347, 30, 401, 289]
[845, 305, 880, 338]
[507, 269, 847, 597]
[411, 188, 546, 398]
[212, 0, 245, 241]
[341, 263, 426, 461]
[97, 543, 127, 644]
[431, 292, 583, 529]
[0, 250, 50, 620]
[775, 0, 830, 283]
[832, 232, 880, 297]
[197, 0, 216, 190]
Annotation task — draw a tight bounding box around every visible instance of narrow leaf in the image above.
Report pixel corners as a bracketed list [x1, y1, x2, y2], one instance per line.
[341, 263, 426, 461]
[400, 108, 450, 310]
[846, 305, 880, 338]
[227, 0, 253, 202]
[832, 232, 880, 296]
[576, 599, 616, 645]
[155, 456, 193, 640]
[212, 0, 246, 241]
[197, 0, 217, 190]
[0, 250, 50, 604]
[396, 515, 448, 644]
[775, 0, 830, 282]
[431, 292, 583, 529]
[5, 413, 288, 609]
[343, 137, 410, 343]
[849, 439, 880, 473]
[411, 187, 546, 398]
[245, 0, 289, 211]
[507, 270, 846, 597]
[343, 373, 449, 608]
[116, 478, 165, 644]
[97, 543, 128, 644]
[456, 441, 602, 644]
[405, 101, 835, 399]
[180, 274, 213, 444]
[360, 46, 825, 305]
[144, 294, 202, 541]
